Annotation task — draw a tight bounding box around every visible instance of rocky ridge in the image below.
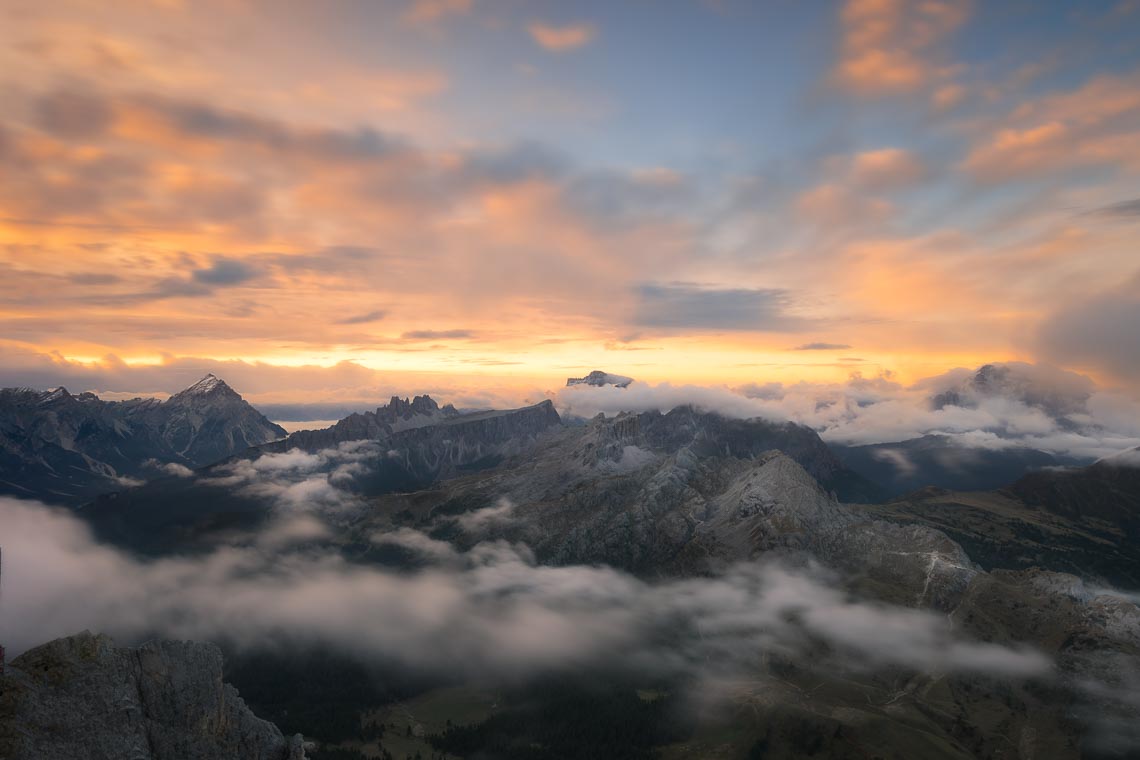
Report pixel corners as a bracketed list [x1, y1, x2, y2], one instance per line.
[359, 409, 963, 602]
[269, 394, 461, 451]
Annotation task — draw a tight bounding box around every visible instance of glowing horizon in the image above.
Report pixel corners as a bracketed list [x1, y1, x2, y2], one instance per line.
[2, 0, 1139, 403]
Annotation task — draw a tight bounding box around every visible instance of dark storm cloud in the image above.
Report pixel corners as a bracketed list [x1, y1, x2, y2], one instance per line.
[632, 284, 810, 332]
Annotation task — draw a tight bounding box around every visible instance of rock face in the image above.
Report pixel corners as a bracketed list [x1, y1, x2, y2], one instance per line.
[0, 376, 285, 506]
[0, 631, 303, 760]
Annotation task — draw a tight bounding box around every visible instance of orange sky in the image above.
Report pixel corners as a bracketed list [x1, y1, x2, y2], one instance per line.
[1, 0, 1139, 403]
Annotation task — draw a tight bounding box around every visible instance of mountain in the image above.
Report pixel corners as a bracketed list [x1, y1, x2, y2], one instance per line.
[157, 375, 288, 465]
[81, 402, 1140, 758]
[82, 403, 883, 554]
[1011, 450, 1140, 538]
[84, 398, 564, 552]
[271, 394, 461, 448]
[928, 361, 1093, 426]
[854, 453, 1140, 587]
[24, 399, 1140, 757]
[566, 370, 633, 388]
[362, 414, 969, 601]
[833, 434, 1086, 498]
[0, 631, 306, 760]
[0, 375, 285, 506]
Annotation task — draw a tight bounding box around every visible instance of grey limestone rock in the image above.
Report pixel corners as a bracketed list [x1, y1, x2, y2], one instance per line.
[0, 631, 302, 760]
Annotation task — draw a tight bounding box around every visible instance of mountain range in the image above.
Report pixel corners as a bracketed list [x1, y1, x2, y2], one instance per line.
[0, 374, 285, 505]
[2, 371, 1139, 758]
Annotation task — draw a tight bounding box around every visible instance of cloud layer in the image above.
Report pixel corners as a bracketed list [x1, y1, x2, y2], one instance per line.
[0, 497, 1050, 686]
[557, 362, 1140, 460]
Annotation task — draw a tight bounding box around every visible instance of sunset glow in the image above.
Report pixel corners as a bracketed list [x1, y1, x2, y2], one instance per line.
[2, 0, 1139, 405]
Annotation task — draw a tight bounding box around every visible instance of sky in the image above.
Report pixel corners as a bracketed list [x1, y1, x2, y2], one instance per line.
[2, 0, 1140, 405]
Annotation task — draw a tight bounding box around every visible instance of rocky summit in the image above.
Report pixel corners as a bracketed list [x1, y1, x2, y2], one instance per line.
[0, 631, 305, 760]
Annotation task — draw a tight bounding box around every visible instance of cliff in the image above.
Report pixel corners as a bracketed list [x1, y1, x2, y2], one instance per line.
[0, 631, 304, 760]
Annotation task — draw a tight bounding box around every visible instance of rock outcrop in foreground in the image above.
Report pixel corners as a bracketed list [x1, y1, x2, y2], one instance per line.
[0, 631, 304, 760]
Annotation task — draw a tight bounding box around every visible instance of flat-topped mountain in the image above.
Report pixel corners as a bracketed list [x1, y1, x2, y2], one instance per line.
[0, 374, 285, 505]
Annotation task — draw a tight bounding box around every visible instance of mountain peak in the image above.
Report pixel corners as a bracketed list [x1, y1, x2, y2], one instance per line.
[177, 373, 235, 398]
[566, 370, 633, 388]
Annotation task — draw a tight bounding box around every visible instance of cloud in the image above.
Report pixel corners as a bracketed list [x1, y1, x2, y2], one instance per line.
[0, 345, 536, 412]
[963, 72, 1140, 180]
[1038, 281, 1140, 384]
[191, 257, 258, 285]
[145, 460, 195, 478]
[793, 342, 852, 351]
[561, 168, 692, 230]
[35, 90, 114, 138]
[400, 329, 475, 340]
[197, 440, 383, 510]
[528, 22, 597, 52]
[335, 310, 387, 325]
[1100, 448, 1140, 467]
[848, 148, 925, 190]
[1085, 197, 1140, 219]
[795, 183, 893, 228]
[403, 0, 472, 24]
[455, 497, 516, 531]
[258, 513, 333, 549]
[632, 284, 812, 333]
[557, 362, 1140, 460]
[371, 527, 462, 564]
[0, 497, 1053, 684]
[832, 0, 970, 97]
